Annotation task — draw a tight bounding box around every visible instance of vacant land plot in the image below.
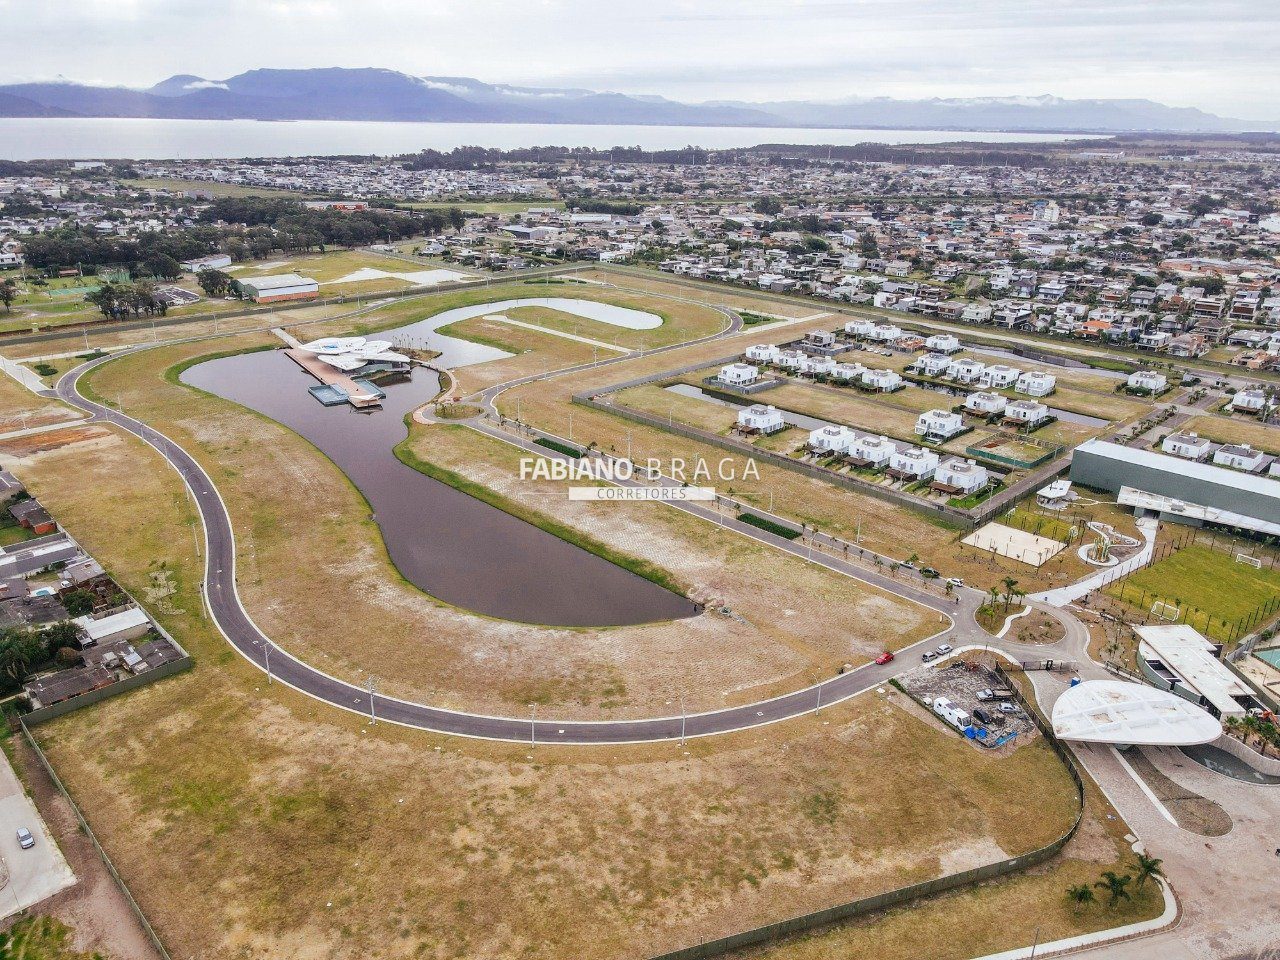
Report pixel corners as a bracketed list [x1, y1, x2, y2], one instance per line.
[11, 406, 1092, 960]
[614, 384, 741, 433]
[1106, 543, 1280, 640]
[582, 269, 819, 320]
[0, 370, 84, 433]
[1178, 413, 1279, 454]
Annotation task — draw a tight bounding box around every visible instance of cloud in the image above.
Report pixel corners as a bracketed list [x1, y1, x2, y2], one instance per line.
[184, 80, 229, 91]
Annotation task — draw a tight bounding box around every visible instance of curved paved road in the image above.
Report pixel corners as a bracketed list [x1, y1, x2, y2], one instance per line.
[50, 339, 1066, 745]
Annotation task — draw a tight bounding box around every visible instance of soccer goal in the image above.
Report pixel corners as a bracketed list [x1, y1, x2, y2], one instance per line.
[1236, 553, 1264, 570]
[1150, 600, 1181, 622]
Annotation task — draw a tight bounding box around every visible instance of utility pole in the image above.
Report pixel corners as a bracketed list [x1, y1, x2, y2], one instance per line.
[679, 694, 686, 747]
[530, 703, 537, 748]
[366, 676, 377, 725]
[264, 644, 272, 684]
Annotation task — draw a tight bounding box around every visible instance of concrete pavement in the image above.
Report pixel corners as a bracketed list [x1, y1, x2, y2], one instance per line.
[0, 747, 75, 920]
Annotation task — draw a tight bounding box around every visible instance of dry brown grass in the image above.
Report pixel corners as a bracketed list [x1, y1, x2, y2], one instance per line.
[5, 339, 1142, 960]
[0, 370, 84, 433]
[1180, 412, 1280, 454]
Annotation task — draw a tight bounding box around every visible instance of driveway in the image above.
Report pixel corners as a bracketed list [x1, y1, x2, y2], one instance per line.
[0, 748, 75, 919]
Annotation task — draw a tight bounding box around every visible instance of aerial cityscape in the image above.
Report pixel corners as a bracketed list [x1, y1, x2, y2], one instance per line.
[0, 2, 1277, 959]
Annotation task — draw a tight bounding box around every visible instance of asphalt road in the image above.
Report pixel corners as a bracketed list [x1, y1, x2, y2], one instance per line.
[51, 333, 1067, 745]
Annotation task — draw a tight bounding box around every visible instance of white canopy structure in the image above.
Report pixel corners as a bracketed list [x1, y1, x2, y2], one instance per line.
[297, 337, 410, 373]
[1051, 679, 1221, 746]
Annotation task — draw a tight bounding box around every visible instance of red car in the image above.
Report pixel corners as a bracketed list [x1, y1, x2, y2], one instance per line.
[875, 651, 895, 665]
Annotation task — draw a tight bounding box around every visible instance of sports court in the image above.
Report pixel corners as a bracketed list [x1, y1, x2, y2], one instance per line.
[962, 521, 1066, 567]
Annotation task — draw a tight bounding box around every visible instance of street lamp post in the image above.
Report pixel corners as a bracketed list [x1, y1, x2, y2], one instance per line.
[366, 676, 377, 725]
[264, 644, 272, 684]
[679, 694, 686, 747]
[530, 704, 537, 748]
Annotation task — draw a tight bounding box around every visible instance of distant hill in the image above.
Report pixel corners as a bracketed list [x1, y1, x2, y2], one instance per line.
[0, 67, 1273, 133]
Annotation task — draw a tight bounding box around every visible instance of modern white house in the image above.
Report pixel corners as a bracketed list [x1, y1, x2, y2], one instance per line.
[861, 368, 902, 391]
[808, 424, 857, 454]
[830, 362, 866, 382]
[1213, 443, 1267, 472]
[926, 333, 962, 354]
[745, 344, 780, 363]
[1136, 625, 1255, 719]
[1229, 388, 1269, 413]
[932, 457, 990, 495]
[1161, 431, 1212, 460]
[1004, 399, 1051, 427]
[737, 404, 786, 434]
[799, 355, 836, 376]
[717, 363, 759, 386]
[949, 358, 987, 384]
[962, 303, 994, 323]
[1015, 370, 1057, 397]
[297, 336, 411, 374]
[887, 446, 940, 480]
[965, 391, 1007, 416]
[1127, 369, 1168, 393]
[848, 435, 897, 468]
[869, 323, 903, 343]
[803, 330, 838, 351]
[914, 352, 954, 377]
[844, 318, 876, 338]
[915, 409, 966, 441]
[774, 349, 806, 370]
[979, 364, 1021, 389]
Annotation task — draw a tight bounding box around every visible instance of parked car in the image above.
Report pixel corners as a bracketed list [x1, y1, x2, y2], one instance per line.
[921, 650, 938, 662]
[999, 702, 1019, 715]
[16, 827, 34, 850]
[936, 643, 953, 655]
[875, 651, 895, 665]
[900, 561, 917, 571]
[976, 688, 994, 701]
[946, 577, 965, 587]
[973, 707, 992, 725]
[920, 567, 940, 579]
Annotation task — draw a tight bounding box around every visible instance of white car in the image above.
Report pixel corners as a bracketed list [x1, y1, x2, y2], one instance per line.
[16, 827, 34, 850]
[946, 577, 965, 587]
[936, 643, 953, 655]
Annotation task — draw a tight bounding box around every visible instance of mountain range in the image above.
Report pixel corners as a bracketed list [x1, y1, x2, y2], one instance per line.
[0, 67, 1273, 134]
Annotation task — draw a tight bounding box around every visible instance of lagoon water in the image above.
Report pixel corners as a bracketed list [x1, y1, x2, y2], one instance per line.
[2, 117, 1094, 160]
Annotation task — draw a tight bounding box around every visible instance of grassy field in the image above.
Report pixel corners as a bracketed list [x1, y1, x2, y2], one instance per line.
[614, 383, 741, 433]
[505, 301, 722, 350]
[5, 396, 1100, 960]
[0, 366, 84, 433]
[1178, 413, 1280, 454]
[1106, 542, 1280, 640]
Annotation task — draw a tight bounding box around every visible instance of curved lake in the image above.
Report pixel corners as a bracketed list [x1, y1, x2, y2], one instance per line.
[182, 335, 698, 627]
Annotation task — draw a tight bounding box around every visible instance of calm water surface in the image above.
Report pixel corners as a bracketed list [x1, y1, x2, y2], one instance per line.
[182, 349, 698, 626]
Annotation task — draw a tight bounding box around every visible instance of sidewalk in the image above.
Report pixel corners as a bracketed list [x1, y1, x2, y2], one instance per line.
[1029, 517, 1157, 607]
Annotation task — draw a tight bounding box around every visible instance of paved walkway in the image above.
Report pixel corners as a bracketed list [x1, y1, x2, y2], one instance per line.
[0, 355, 48, 393]
[1030, 517, 1158, 607]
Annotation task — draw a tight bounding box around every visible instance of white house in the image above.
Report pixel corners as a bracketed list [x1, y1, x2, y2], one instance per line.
[962, 303, 993, 323]
[933, 458, 990, 495]
[1005, 399, 1051, 426]
[844, 318, 876, 338]
[965, 391, 1007, 416]
[949, 358, 987, 384]
[914, 352, 954, 377]
[1229, 388, 1268, 413]
[848, 435, 897, 468]
[1127, 370, 1168, 394]
[737, 404, 785, 434]
[915, 409, 966, 441]
[1015, 370, 1057, 397]
[799, 355, 836, 376]
[808, 425, 857, 454]
[745, 344, 780, 363]
[717, 363, 759, 386]
[888, 446, 940, 480]
[804, 330, 837, 350]
[1161, 431, 1212, 460]
[926, 334, 962, 354]
[860, 368, 902, 392]
[869, 323, 903, 343]
[830, 362, 866, 382]
[774, 349, 806, 370]
[1213, 443, 1267, 471]
[979, 364, 1022, 389]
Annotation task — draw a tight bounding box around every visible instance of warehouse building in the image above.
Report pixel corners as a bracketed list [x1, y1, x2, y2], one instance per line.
[240, 273, 319, 304]
[1070, 439, 1280, 536]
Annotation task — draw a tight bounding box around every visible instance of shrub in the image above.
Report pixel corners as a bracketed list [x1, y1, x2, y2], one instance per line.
[738, 513, 802, 539]
[534, 437, 583, 459]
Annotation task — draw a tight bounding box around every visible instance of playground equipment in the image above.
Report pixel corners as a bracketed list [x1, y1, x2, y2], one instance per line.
[1079, 521, 1141, 567]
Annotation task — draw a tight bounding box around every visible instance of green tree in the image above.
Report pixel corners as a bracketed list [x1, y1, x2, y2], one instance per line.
[0, 276, 15, 313]
[1066, 883, 1096, 910]
[1001, 576, 1020, 612]
[1095, 871, 1133, 907]
[1133, 852, 1164, 889]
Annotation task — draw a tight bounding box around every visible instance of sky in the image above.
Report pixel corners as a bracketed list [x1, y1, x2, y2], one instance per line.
[2, 0, 1278, 119]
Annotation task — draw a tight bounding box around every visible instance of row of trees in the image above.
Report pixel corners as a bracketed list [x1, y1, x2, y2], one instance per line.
[1065, 854, 1164, 910]
[1223, 714, 1280, 757]
[85, 279, 170, 319]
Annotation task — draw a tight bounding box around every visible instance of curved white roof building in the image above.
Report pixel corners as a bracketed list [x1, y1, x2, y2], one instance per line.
[1051, 679, 1221, 746]
[298, 337, 409, 373]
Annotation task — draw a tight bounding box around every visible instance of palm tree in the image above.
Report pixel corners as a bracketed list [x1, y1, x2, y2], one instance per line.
[1133, 852, 1164, 889]
[987, 586, 1001, 611]
[1066, 883, 1096, 910]
[1095, 871, 1133, 907]
[1001, 576, 1020, 612]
